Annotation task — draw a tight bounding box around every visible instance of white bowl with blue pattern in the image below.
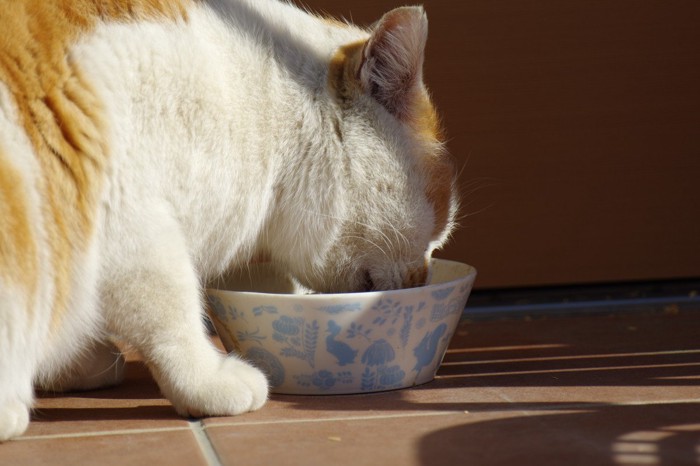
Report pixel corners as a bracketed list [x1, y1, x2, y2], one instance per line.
[206, 259, 476, 395]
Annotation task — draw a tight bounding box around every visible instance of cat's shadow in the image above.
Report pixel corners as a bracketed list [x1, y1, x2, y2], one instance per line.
[37, 361, 162, 401]
[31, 405, 180, 424]
[33, 361, 182, 423]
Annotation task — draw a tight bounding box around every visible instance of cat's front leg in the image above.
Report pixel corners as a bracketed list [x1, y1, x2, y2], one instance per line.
[101, 224, 268, 418]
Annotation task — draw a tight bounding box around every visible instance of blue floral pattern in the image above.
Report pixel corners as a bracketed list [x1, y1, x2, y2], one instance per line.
[431, 287, 455, 301]
[253, 305, 279, 316]
[430, 297, 463, 322]
[207, 261, 476, 395]
[378, 365, 406, 386]
[294, 370, 354, 391]
[236, 328, 266, 346]
[361, 339, 395, 366]
[245, 347, 285, 388]
[208, 295, 248, 323]
[272, 316, 319, 368]
[370, 298, 403, 326]
[345, 322, 373, 341]
[358, 339, 407, 391]
[316, 303, 362, 314]
[272, 316, 301, 336]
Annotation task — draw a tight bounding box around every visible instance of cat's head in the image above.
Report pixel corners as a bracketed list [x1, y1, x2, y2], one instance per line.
[298, 7, 457, 293]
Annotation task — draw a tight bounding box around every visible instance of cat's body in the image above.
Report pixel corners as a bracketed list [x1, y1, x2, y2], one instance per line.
[0, 0, 455, 441]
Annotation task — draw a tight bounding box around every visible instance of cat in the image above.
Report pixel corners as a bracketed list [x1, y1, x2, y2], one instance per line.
[0, 0, 456, 441]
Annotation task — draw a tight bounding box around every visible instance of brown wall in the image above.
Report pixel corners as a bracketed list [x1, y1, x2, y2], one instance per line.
[297, 1, 700, 289]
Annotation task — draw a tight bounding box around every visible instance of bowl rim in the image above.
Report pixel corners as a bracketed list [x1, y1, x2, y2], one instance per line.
[206, 258, 477, 300]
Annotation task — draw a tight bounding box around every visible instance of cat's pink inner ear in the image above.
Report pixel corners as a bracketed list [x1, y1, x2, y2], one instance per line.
[360, 6, 428, 119]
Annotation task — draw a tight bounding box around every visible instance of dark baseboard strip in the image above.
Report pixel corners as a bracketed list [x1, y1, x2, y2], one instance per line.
[463, 278, 700, 321]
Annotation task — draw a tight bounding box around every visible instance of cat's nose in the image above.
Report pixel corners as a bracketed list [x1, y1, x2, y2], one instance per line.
[361, 269, 375, 292]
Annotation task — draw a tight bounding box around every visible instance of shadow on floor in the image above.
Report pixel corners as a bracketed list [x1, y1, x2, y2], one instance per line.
[417, 402, 700, 466]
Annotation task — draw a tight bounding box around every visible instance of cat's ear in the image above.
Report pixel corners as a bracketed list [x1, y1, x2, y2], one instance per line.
[359, 6, 428, 119]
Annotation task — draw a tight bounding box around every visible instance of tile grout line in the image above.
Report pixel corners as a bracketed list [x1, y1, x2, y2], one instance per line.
[189, 420, 224, 466]
[204, 410, 462, 429]
[16, 426, 189, 441]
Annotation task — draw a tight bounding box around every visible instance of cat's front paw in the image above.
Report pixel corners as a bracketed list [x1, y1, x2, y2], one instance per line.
[168, 356, 269, 419]
[0, 399, 30, 442]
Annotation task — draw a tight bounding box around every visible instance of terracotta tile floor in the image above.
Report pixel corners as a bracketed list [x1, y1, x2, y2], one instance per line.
[2, 307, 699, 465]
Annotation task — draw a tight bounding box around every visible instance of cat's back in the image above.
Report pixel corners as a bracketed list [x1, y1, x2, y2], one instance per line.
[0, 0, 192, 316]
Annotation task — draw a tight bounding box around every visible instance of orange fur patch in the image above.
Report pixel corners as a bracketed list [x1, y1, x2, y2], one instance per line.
[404, 262, 429, 288]
[411, 92, 453, 239]
[328, 40, 367, 104]
[0, 0, 191, 321]
[0, 146, 38, 293]
[412, 92, 445, 143]
[425, 150, 454, 239]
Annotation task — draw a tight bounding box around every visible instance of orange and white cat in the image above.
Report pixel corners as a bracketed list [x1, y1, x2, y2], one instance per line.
[0, 0, 456, 440]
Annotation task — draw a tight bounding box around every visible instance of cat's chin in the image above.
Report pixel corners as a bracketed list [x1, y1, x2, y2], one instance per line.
[290, 270, 373, 295]
[295, 280, 370, 295]
[296, 272, 417, 295]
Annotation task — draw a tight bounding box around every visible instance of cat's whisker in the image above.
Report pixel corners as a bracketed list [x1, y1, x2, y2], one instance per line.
[297, 207, 418, 262]
[340, 234, 393, 262]
[388, 220, 411, 256]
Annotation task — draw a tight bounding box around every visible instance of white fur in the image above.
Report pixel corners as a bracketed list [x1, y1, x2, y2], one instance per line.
[0, 0, 454, 440]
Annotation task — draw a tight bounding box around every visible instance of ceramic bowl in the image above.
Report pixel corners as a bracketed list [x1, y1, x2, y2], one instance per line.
[206, 259, 476, 395]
